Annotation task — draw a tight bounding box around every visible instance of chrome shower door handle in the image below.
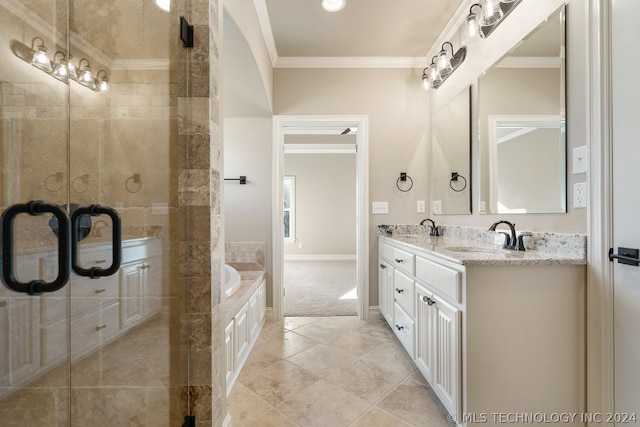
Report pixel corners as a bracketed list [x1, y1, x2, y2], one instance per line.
[1, 201, 71, 295]
[71, 205, 122, 278]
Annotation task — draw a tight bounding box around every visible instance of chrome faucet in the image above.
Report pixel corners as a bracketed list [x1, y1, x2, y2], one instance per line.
[488, 220, 518, 250]
[420, 218, 440, 237]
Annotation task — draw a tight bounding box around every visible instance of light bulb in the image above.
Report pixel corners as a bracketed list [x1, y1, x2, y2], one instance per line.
[463, 12, 480, 44]
[429, 63, 441, 86]
[437, 50, 453, 76]
[481, 0, 503, 26]
[421, 73, 431, 90]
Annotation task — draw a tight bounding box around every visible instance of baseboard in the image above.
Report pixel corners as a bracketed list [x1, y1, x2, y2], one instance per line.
[266, 307, 274, 320]
[369, 306, 382, 320]
[284, 254, 357, 261]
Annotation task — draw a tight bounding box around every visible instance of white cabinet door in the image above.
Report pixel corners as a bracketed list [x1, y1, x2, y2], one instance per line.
[433, 294, 461, 417]
[225, 320, 235, 395]
[119, 262, 146, 329]
[234, 302, 250, 368]
[415, 284, 435, 385]
[249, 289, 260, 342]
[378, 260, 394, 325]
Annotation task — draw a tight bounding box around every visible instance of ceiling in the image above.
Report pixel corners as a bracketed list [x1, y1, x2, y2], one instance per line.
[259, 0, 465, 67]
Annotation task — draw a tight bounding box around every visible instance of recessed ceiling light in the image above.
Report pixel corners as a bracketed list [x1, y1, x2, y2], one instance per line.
[156, 0, 170, 12]
[322, 0, 346, 12]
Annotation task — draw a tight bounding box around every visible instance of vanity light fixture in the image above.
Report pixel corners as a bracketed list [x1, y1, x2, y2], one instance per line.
[322, 0, 346, 12]
[15, 38, 109, 93]
[462, 4, 482, 45]
[422, 43, 466, 90]
[30, 37, 53, 72]
[465, 0, 523, 40]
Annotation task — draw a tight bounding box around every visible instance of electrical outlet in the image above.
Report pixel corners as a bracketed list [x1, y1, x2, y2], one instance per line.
[417, 200, 426, 213]
[479, 201, 486, 212]
[432, 200, 442, 215]
[298, 242, 303, 249]
[573, 182, 587, 208]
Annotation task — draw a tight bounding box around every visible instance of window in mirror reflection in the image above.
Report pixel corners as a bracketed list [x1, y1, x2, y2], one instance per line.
[478, 6, 566, 214]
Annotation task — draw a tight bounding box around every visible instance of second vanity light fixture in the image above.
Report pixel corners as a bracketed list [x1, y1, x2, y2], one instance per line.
[421, 42, 467, 90]
[463, 0, 523, 44]
[23, 37, 109, 93]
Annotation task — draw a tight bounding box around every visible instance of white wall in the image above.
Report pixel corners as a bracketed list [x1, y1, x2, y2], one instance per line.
[284, 153, 356, 257]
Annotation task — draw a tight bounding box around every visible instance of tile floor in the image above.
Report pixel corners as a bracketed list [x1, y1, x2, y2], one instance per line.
[227, 316, 454, 427]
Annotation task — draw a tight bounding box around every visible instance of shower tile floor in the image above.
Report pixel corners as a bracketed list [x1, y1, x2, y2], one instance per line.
[227, 316, 454, 427]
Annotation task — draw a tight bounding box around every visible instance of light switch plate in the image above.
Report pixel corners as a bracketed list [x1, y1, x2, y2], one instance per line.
[372, 202, 389, 214]
[417, 200, 426, 213]
[573, 145, 588, 174]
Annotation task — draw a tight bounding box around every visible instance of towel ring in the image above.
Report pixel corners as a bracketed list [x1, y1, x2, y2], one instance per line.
[396, 173, 413, 192]
[449, 172, 467, 192]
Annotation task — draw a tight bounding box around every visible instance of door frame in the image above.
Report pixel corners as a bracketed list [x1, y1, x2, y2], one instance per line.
[272, 115, 369, 320]
[588, 0, 615, 416]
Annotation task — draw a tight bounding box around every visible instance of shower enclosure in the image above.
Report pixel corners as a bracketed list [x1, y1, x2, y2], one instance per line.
[0, 1, 223, 425]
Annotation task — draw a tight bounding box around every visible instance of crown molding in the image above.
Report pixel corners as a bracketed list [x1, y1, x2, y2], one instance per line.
[275, 56, 428, 69]
[253, 0, 279, 66]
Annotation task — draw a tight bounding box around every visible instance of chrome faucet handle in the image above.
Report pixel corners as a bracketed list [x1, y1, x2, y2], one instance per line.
[515, 232, 533, 252]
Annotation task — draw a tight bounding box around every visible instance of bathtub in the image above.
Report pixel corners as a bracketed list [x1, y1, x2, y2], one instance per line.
[224, 264, 241, 297]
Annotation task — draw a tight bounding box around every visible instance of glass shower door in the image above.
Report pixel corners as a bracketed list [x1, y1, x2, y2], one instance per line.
[67, 1, 176, 425]
[0, 1, 72, 425]
[0, 1, 179, 425]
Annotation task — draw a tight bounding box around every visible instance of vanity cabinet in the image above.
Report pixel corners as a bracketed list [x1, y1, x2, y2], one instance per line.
[378, 260, 393, 325]
[0, 238, 163, 397]
[379, 237, 585, 426]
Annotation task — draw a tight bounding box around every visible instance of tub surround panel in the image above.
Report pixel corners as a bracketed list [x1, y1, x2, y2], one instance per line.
[378, 225, 586, 266]
[225, 242, 267, 272]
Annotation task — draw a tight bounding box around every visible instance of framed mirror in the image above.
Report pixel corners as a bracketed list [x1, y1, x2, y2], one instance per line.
[430, 85, 471, 215]
[478, 6, 566, 214]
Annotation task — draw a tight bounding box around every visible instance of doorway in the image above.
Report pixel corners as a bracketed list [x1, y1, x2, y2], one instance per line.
[272, 116, 369, 320]
[283, 135, 357, 316]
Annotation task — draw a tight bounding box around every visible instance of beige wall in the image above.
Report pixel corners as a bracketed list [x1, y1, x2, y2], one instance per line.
[283, 153, 356, 257]
[273, 0, 589, 308]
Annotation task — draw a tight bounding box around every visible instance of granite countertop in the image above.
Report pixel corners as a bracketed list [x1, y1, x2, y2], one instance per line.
[380, 228, 587, 267]
[224, 270, 266, 324]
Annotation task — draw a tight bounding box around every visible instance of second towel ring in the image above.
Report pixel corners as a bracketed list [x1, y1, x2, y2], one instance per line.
[449, 172, 467, 192]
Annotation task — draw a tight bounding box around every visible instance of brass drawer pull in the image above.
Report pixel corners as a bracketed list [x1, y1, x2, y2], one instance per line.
[94, 259, 107, 264]
[95, 289, 106, 294]
[95, 325, 107, 331]
[0, 301, 7, 308]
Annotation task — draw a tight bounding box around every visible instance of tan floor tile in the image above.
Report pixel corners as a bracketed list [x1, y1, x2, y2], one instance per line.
[326, 342, 416, 403]
[277, 380, 370, 427]
[227, 382, 271, 426]
[238, 360, 320, 406]
[260, 330, 319, 359]
[350, 407, 412, 427]
[284, 316, 319, 330]
[286, 342, 362, 377]
[245, 409, 300, 427]
[329, 328, 389, 355]
[376, 377, 452, 427]
[291, 321, 345, 344]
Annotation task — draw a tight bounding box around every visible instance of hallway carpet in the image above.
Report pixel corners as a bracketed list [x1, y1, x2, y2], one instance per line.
[284, 260, 357, 316]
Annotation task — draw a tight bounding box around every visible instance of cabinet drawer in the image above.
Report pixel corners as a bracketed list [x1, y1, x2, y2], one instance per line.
[393, 302, 415, 358]
[416, 257, 461, 304]
[392, 247, 415, 275]
[393, 270, 415, 317]
[70, 276, 119, 318]
[380, 241, 394, 262]
[71, 302, 120, 361]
